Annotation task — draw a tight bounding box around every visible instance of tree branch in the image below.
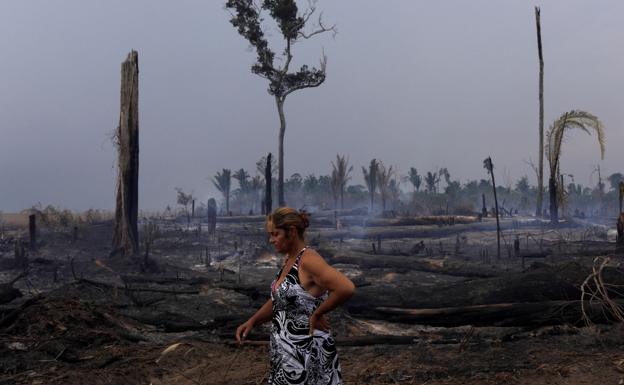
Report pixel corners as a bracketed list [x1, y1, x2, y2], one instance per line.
[298, 12, 336, 39]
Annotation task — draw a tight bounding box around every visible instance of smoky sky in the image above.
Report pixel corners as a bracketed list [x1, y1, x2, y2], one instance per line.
[1, 1, 623, 212]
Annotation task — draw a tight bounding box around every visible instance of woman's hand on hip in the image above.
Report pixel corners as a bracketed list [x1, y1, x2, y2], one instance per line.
[309, 313, 331, 335]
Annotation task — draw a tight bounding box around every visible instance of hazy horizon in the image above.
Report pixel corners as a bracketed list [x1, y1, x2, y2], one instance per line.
[1, 1, 623, 212]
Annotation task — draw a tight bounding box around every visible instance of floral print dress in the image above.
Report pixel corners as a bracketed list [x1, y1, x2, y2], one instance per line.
[269, 247, 342, 385]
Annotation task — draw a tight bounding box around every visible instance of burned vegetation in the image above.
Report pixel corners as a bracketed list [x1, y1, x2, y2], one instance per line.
[2, 2, 624, 385]
[1, 199, 624, 384]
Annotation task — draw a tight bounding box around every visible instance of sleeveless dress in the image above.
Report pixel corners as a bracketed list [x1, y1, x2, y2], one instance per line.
[269, 247, 342, 385]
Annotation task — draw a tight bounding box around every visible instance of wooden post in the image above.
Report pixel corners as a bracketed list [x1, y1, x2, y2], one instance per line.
[112, 50, 140, 257]
[207, 198, 217, 236]
[72, 226, 78, 242]
[481, 194, 488, 218]
[28, 214, 36, 250]
[191, 199, 195, 218]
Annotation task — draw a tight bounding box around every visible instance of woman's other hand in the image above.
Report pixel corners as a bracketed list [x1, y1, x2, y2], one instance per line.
[309, 313, 331, 335]
[235, 319, 255, 344]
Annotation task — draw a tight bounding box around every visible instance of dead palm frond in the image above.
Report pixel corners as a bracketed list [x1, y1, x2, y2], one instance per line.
[546, 110, 605, 177]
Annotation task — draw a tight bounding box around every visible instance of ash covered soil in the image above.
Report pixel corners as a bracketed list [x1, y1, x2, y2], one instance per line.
[0, 215, 623, 384]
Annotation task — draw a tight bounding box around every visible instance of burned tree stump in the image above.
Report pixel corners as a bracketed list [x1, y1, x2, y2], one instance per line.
[112, 50, 140, 257]
[207, 198, 217, 236]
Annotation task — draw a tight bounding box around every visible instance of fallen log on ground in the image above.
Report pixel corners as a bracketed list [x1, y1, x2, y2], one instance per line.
[328, 251, 500, 278]
[347, 262, 624, 312]
[349, 299, 624, 327]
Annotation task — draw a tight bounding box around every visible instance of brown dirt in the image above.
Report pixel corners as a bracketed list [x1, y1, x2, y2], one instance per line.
[1, 218, 623, 384]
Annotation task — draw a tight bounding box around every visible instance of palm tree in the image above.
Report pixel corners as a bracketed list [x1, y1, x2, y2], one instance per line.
[232, 168, 251, 212]
[330, 154, 353, 209]
[362, 159, 378, 212]
[407, 167, 422, 200]
[483, 157, 501, 258]
[376, 161, 394, 211]
[545, 110, 605, 224]
[425, 171, 438, 194]
[212, 169, 232, 215]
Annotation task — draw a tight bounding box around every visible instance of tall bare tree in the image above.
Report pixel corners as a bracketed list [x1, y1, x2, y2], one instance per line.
[545, 110, 605, 224]
[483, 156, 501, 258]
[226, 0, 335, 207]
[330, 154, 353, 209]
[535, 6, 545, 217]
[112, 51, 139, 257]
[362, 159, 378, 212]
[212, 169, 232, 215]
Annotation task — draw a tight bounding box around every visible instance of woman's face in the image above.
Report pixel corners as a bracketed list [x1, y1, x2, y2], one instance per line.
[268, 222, 290, 253]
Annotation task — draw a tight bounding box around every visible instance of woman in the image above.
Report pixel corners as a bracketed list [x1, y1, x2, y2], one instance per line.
[236, 207, 355, 385]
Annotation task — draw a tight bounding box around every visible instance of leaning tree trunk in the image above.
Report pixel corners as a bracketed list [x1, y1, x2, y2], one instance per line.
[549, 175, 558, 225]
[535, 7, 545, 218]
[265, 152, 272, 215]
[112, 50, 139, 257]
[276, 97, 286, 207]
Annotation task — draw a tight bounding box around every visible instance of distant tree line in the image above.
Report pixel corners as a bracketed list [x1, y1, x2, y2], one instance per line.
[194, 154, 623, 219]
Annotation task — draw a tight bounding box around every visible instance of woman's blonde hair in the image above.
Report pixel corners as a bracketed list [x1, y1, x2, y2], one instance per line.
[266, 207, 310, 239]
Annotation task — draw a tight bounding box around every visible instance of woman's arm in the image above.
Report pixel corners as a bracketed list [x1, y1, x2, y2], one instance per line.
[235, 298, 272, 344]
[301, 252, 356, 334]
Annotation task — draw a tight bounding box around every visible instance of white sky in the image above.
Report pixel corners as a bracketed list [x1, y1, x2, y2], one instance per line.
[1, 1, 622, 211]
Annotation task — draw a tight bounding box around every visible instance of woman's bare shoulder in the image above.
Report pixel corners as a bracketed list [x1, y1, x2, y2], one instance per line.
[301, 248, 329, 269]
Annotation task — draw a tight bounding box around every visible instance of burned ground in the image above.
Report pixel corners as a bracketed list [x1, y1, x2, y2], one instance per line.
[0, 214, 623, 384]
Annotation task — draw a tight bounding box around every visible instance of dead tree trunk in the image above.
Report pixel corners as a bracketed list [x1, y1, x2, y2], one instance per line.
[617, 213, 624, 251]
[549, 175, 558, 225]
[265, 152, 272, 215]
[207, 198, 217, 236]
[112, 50, 140, 257]
[535, 6, 545, 218]
[484, 157, 501, 258]
[276, 98, 286, 207]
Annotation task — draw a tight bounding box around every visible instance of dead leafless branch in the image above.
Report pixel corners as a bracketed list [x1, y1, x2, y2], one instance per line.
[581, 256, 624, 325]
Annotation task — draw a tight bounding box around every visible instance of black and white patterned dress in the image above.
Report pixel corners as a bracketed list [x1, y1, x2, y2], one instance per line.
[269, 247, 342, 385]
